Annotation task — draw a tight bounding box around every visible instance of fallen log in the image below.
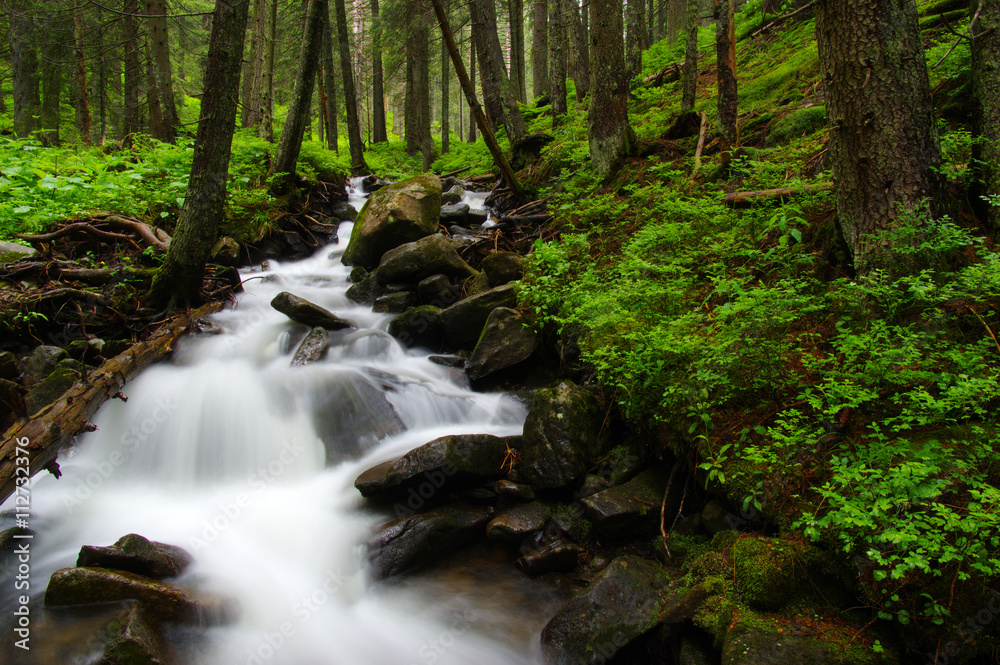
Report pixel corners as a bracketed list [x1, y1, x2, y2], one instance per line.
[98, 214, 171, 250]
[642, 63, 682, 87]
[17, 223, 130, 245]
[0, 302, 222, 506]
[723, 182, 833, 208]
[497, 214, 552, 227]
[441, 165, 474, 178]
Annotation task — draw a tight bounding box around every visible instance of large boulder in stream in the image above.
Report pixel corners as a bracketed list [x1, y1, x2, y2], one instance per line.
[580, 468, 670, 538]
[271, 292, 354, 330]
[312, 372, 405, 463]
[466, 307, 539, 380]
[76, 534, 193, 580]
[45, 567, 232, 625]
[355, 433, 520, 500]
[540, 555, 670, 665]
[438, 283, 519, 348]
[374, 234, 477, 285]
[342, 174, 443, 268]
[291, 327, 330, 366]
[519, 381, 606, 490]
[367, 504, 490, 579]
[387, 305, 444, 348]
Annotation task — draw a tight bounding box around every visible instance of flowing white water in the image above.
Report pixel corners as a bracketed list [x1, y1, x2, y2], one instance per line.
[0, 177, 559, 664]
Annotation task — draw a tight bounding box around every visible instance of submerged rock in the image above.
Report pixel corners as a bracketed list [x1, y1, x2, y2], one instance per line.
[76, 534, 193, 580]
[519, 381, 606, 490]
[291, 327, 330, 366]
[312, 373, 405, 463]
[97, 603, 168, 665]
[342, 174, 443, 268]
[367, 504, 490, 579]
[271, 292, 354, 330]
[374, 234, 477, 285]
[580, 468, 669, 538]
[439, 283, 519, 349]
[466, 307, 539, 380]
[486, 502, 551, 541]
[540, 556, 669, 665]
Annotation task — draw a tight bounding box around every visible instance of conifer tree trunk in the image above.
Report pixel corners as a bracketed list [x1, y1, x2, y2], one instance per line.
[146, 0, 180, 142]
[441, 9, 451, 153]
[9, 0, 39, 139]
[146, 0, 250, 307]
[509, 0, 527, 102]
[715, 0, 737, 148]
[815, 0, 944, 276]
[269, 0, 327, 187]
[40, 29, 63, 147]
[468, 34, 478, 141]
[667, 0, 682, 43]
[371, 0, 388, 142]
[680, 0, 698, 113]
[589, 0, 635, 179]
[567, 0, 591, 100]
[971, 0, 1000, 233]
[321, 9, 339, 151]
[404, 20, 434, 169]
[471, 0, 527, 143]
[549, 0, 567, 124]
[259, 0, 277, 141]
[242, 0, 267, 130]
[72, 0, 92, 144]
[625, 0, 643, 78]
[333, 0, 370, 173]
[122, 0, 142, 140]
[146, 44, 165, 138]
[532, 0, 549, 97]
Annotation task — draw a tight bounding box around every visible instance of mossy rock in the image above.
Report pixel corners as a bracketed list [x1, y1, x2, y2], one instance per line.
[766, 106, 827, 146]
[386, 305, 444, 348]
[731, 535, 814, 611]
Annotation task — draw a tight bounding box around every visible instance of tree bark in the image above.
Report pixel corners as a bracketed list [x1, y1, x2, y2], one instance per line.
[509, 0, 527, 103]
[441, 6, 451, 154]
[815, 0, 945, 276]
[567, 0, 591, 100]
[533, 0, 549, 97]
[405, 21, 435, 169]
[430, 0, 523, 195]
[242, 0, 268, 130]
[146, 0, 181, 143]
[549, 0, 568, 124]
[122, 0, 143, 141]
[681, 0, 698, 112]
[146, 44, 165, 139]
[72, 0, 92, 144]
[471, 0, 527, 143]
[269, 0, 327, 188]
[971, 0, 1000, 233]
[321, 8, 340, 152]
[40, 18, 63, 147]
[259, 0, 277, 141]
[9, 0, 40, 139]
[468, 31, 478, 142]
[715, 0, 738, 149]
[626, 0, 643, 78]
[146, 0, 249, 306]
[667, 0, 683, 43]
[370, 0, 388, 143]
[333, 0, 370, 173]
[589, 0, 635, 179]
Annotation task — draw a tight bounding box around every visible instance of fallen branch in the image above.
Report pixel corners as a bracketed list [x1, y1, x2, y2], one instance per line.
[497, 214, 552, 227]
[692, 112, 708, 179]
[642, 63, 682, 88]
[98, 214, 171, 250]
[441, 165, 474, 178]
[17, 223, 131, 245]
[723, 182, 833, 208]
[0, 302, 222, 505]
[751, 0, 817, 38]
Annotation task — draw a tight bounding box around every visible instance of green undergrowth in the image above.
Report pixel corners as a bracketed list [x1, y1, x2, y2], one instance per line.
[522, 1, 1000, 654]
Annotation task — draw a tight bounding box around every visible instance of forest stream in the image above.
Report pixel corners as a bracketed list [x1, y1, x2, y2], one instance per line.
[0, 179, 567, 664]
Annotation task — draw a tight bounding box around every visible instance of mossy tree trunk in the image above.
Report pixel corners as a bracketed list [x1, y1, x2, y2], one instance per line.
[9, 0, 40, 139]
[971, 0, 1000, 234]
[815, 0, 945, 276]
[533, 0, 549, 97]
[334, 0, 370, 174]
[320, 8, 339, 152]
[122, 0, 142, 140]
[625, 0, 643, 78]
[39, 20, 63, 147]
[268, 0, 327, 189]
[146, 0, 249, 307]
[441, 5, 451, 154]
[146, 0, 180, 143]
[715, 0, 738, 149]
[72, 0, 92, 144]
[681, 0, 698, 112]
[242, 0, 268, 132]
[509, 0, 527, 103]
[471, 0, 527, 144]
[371, 0, 388, 143]
[568, 0, 591, 101]
[549, 0, 568, 125]
[468, 31, 478, 142]
[589, 0, 636, 180]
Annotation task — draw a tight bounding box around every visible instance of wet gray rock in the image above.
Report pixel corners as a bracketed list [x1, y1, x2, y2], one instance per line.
[494, 479, 536, 501]
[291, 327, 330, 366]
[575, 474, 611, 499]
[331, 201, 358, 222]
[441, 184, 466, 204]
[76, 534, 193, 580]
[516, 539, 581, 576]
[387, 305, 444, 348]
[466, 308, 539, 380]
[373, 292, 419, 314]
[519, 381, 606, 490]
[271, 292, 354, 330]
[486, 502, 551, 541]
[346, 273, 388, 305]
[210, 236, 240, 266]
[0, 240, 37, 258]
[312, 373, 405, 463]
[367, 504, 490, 578]
[349, 266, 369, 283]
[21, 345, 68, 386]
[97, 603, 167, 665]
[440, 202, 471, 222]
[540, 556, 669, 665]
[67, 338, 105, 363]
[0, 378, 20, 422]
[481, 252, 525, 286]
[342, 174, 442, 268]
[439, 283, 519, 349]
[0, 351, 18, 380]
[466, 209, 489, 225]
[417, 274, 458, 307]
[25, 364, 81, 414]
[580, 468, 669, 538]
[355, 433, 519, 499]
[374, 234, 477, 285]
